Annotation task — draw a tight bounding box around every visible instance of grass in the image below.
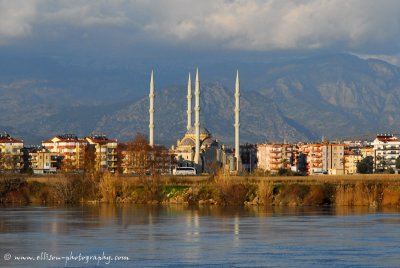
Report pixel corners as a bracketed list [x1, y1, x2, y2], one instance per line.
[2, 172, 400, 207]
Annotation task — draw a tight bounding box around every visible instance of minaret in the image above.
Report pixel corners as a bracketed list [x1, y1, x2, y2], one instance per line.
[194, 68, 200, 165]
[187, 73, 192, 131]
[149, 70, 154, 147]
[235, 70, 241, 171]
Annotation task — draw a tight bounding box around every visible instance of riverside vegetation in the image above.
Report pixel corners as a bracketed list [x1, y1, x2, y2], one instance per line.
[1, 172, 400, 208]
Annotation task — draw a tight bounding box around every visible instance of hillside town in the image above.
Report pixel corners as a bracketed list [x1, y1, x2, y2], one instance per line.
[1, 70, 399, 176]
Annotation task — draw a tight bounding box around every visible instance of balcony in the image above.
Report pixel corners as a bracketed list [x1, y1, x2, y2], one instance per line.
[312, 163, 322, 168]
[311, 159, 322, 163]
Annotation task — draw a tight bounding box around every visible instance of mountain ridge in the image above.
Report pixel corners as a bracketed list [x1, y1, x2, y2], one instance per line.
[1, 53, 400, 145]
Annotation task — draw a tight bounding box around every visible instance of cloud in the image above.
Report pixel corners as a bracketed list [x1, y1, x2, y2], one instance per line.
[357, 54, 400, 66]
[37, 1, 130, 27]
[1, 0, 400, 55]
[0, 0, 38, 44]
[141, 0, 400, 53]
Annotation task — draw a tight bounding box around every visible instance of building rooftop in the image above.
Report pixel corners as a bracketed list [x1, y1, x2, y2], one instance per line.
[186, 126, 210, 136]
[0, 132, 23, 143]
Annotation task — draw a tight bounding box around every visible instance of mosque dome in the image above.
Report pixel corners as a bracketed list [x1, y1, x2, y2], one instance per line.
[180, 137, 195, 146]
[202, 137, 218, 147]
[186, 126, 210, 136]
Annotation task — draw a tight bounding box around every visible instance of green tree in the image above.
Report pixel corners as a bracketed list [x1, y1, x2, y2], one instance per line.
[297, 153, 308, 175]
[396, 156, 400, 170]
[356, 156, 374, 174]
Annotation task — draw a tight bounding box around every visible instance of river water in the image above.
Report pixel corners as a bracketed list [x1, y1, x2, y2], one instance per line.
[0, 205, 400, 267]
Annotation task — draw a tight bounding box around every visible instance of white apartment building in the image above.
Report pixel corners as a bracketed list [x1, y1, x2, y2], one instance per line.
[371, 134, 400, 171]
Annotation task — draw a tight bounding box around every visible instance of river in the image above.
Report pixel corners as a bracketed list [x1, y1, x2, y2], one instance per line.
[1, 205, 400, 267]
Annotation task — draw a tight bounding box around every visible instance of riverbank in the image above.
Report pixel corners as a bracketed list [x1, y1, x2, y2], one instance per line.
[26, 173, 400, 184]
[1, 173, 400, 207]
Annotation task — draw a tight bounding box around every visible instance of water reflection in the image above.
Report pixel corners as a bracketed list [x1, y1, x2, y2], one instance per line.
[1, 204, 399, 235]
[0, 204, 399, 267]
[0, 204, 399, 236]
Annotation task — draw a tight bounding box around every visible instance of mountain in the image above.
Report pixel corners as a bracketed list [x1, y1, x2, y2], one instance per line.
[1, 53, 400, 145]
[257, 54, 400, 139]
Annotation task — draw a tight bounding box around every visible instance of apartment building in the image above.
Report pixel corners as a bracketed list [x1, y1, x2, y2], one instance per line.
[0, 133, 24, 171]
[299, 143, 323, 174]
[322, 143, 345, 175]
[371, 134, 400, 171]
[344, 150, 362, 174]
[42, 134, 87, 171]
[360, 146, 374, 159]
[296, 143, 345, 175]
[29, 148, 58, 174]
[256, 143, 294, 173]
[240, 144, 257, 173]
[85, 135, 118, 173]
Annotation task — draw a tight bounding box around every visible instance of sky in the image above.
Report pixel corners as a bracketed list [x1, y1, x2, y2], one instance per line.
[1, 0, 399, 61]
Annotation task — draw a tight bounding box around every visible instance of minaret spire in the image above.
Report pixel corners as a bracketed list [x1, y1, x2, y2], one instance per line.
[187, 73, 192, 131]
[149, 69, 155, 147]
[235, 69, 241, 171]
[194, 68, 201, 165]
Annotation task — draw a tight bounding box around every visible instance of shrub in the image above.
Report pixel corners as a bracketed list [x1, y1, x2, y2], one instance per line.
[99, 172, 118, 203]
[257, 181, 274, 205]
[304, 183, 334, 205]
[213, 172, 254, 205]
[141, 174, 164, 202]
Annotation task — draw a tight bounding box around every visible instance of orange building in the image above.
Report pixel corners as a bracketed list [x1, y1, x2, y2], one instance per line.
[0, 133, 24, 171]
[42, 134, 87, 171]
[299, 143, 323, 174]
[29, 149, 58, 174]
[344, 150, 362, 174]
[85, 135, 118, 173]
[298, 143, 345, 175]
[256, 143, 294, 173]
[360, 146, 374, 159]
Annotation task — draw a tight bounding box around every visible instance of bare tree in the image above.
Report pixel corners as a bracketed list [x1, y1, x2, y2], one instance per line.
[125, 133, 152, 175]
[0, 152, 20, 173]
[84, 144, 96, 174]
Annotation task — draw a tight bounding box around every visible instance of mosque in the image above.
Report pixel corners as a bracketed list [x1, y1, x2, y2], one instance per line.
[148, 68, 241, 173]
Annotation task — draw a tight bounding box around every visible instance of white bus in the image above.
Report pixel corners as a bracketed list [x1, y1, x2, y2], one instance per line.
[172, 167, 197, 175]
